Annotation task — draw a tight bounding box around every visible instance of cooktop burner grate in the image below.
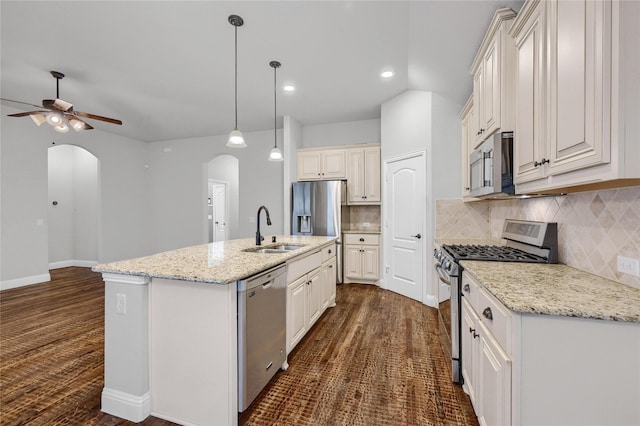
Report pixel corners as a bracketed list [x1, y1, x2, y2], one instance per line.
[443, 244, 549, 263]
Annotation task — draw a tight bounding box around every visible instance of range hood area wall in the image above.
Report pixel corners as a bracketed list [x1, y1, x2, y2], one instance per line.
[436, 185, 640, 289]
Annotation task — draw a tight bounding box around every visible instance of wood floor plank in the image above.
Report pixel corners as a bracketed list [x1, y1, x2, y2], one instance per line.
[0, 268, 477, 425]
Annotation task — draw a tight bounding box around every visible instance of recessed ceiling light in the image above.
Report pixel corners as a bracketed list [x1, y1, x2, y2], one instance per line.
[283, 85, 296, 92]
[380, 70, 394, 79]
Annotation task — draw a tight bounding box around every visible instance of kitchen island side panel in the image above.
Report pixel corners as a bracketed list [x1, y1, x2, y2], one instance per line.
[149, 278, 238, 426]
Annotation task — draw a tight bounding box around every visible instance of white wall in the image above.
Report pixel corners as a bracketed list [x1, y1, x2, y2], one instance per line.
[147, 129, 284, 253]
[301, 118, 380, 148]
[1, 104, 152, 287]
[381, 90, 461, 306]
[284, 116, 303, 234]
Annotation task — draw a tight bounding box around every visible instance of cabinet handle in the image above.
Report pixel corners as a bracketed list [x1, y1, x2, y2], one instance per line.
[328, 249, 332, 254]
[329, 265, 333, 268]
[359, 238, 365, 242]
[534, 158, 550, 167]
[482, 307, 493, 320]
[469, 327, 479, 339]
[463, 284, 470, 294]
[411, 234, 421, 239]
[464, 187, 470, 191]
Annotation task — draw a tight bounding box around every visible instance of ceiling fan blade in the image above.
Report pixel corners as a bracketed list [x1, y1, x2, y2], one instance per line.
[43, 98, 74, 112]
[7, 110, 48, 117]
[74, 111, 122, 125]
[0, 98, 50, 110]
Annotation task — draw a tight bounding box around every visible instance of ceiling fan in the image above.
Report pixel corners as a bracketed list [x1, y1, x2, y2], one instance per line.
[1, 70, 122, 133]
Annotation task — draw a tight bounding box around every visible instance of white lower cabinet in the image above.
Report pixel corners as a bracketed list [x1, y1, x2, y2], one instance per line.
[286, 243, 337, 355]
[462, 291, 511, 426]
[343, 233, 380, 284]
[462, 270, 640, 426]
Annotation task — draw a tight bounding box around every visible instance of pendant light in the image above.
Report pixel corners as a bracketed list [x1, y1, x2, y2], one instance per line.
[227, 15, 246, 148]
[268, 61, 283, 162]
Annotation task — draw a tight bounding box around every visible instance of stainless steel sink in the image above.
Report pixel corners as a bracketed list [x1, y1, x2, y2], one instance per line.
[244, 244, 305, 254]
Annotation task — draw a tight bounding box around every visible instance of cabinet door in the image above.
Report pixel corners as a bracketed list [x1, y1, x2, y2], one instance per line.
[361, 246, 379, 280]
[546, 0, 610, 176]
[346, 150, 365, 203]
[477, 321, 512, 426]
[287, 275, 308, 354]
[321, 258, 337, 309]
[461, 99, 473, 197]
[461, 298, 479, 408]
[322, 150, 346, 179]
[482, 36, 500, 137]
[363, 148, 381, 202]
[472, 67, 484, 146]
[307, 268, 322, 327]
[297, 151, 322, 181]
[344, 245, 362, 279]
[514, 1, 546, 184]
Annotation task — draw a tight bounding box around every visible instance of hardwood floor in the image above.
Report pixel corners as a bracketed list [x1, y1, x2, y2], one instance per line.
[0, 267, 478, 425]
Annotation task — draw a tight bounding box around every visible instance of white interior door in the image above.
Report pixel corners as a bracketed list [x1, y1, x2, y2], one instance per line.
[385, 154, 425, 302]
[212, 183, 227, 242]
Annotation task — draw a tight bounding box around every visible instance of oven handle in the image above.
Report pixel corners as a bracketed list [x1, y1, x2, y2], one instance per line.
[434, 263, 451, 286]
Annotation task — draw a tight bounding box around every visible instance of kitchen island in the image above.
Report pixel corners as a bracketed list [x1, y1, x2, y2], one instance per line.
[92, 235, 336, 426]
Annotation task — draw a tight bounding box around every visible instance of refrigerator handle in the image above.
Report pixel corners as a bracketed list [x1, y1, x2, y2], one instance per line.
[336, 240, 343, 284]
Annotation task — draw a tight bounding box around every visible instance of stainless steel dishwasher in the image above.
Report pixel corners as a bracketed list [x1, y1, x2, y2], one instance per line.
[237, 263, 287, 412]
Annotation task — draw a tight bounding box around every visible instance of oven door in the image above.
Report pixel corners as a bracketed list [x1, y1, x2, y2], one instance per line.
[434, 262, 462, 384]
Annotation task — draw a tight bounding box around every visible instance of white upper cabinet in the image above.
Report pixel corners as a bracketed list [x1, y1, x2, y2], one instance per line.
[511, 0, 640, 193]
[296, 149, 346, 181]
[460, 96, 474, 197]
[346, 146, 381, 205]
[470, 8, 517, 146]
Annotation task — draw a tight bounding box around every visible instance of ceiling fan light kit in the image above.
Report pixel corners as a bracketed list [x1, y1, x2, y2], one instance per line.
[226, 14, 247, 148]
[268, 60, 283, 162]
[1, 70, 122, 133]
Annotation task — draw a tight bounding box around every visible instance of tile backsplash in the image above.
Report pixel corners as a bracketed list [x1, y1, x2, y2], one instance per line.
[436, 186, 640, 289]
[346, 205, 381, 230]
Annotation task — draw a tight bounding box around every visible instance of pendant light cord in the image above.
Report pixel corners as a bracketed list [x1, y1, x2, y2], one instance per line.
[234, 25, 238, 130]
[274, 65, 277, 148]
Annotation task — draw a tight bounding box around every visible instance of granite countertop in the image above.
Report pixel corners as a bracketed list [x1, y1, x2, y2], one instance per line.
[343, 228, 381, 234]
[92, 235, 336, 285]
[461, 261, 640, 323]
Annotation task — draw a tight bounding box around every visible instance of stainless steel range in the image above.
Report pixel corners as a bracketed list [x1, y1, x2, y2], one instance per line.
[433, 219, 558, 384]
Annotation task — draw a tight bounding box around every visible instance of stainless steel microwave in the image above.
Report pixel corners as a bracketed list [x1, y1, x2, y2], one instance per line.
[469, 132, 515, 198]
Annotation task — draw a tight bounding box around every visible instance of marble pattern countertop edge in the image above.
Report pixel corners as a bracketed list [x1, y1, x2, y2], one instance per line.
[93, 235, 337, 285]
[460, 260, 640, 323]
[343, 228, 381, 234]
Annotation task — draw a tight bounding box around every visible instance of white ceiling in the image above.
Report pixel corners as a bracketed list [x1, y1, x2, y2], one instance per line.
[1, 0, 523, 143]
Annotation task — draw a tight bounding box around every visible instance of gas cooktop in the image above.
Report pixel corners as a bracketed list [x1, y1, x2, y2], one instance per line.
[442, 244, 549, 263]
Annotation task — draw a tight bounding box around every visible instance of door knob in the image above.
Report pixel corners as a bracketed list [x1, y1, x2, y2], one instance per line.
[411, 234, 421, 239]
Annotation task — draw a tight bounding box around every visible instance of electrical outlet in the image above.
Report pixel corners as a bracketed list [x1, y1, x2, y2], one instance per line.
[116, 293, 127, 315]
[617, 256, 640, 277]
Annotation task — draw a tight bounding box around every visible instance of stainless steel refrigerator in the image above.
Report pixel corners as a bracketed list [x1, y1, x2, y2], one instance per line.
[292, 180, 345, 283]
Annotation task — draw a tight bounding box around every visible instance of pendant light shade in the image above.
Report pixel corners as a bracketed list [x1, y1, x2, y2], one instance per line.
[227, 15, 246, 148]
[268, 60, 283, 162]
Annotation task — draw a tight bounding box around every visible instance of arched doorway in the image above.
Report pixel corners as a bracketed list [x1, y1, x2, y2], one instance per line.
[206, 155, 239, 242]
[48, 144, 99, 268]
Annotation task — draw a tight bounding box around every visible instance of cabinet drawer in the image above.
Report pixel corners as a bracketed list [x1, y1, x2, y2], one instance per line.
[343, 234, 379, 246]
[287, 251, 322, 283]
[321, 243, 336, 263]
[477, 287, 512, 353]
[461, 272, 481, 310]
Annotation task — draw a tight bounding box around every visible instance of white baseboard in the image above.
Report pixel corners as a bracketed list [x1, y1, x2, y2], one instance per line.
[101, 387, 150, 423]
[423, 293, 437, 308]
[0, 273, 51, 291]
[49, 260, 98, 269]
